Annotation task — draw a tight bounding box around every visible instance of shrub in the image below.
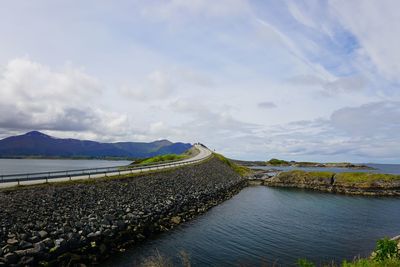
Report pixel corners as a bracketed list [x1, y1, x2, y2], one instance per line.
[297, 258, 316, 267]
[373, 238, 399, 261]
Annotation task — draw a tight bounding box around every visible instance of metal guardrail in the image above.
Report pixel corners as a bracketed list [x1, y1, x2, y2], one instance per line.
[0, 150, 212, 185]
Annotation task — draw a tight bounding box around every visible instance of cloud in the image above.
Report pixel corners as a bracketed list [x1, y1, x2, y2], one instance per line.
[170, 98, 258, 138]
[330, 0, 400, 81]
[120, 70, 173, 101]
[140, 0, 251, 21]
[250, 101, 400, 162]
[288, 74, 366, 94]
[258, 101, 277, 109]
[330, 101, 400, 137]
[0, 58, 128, 138]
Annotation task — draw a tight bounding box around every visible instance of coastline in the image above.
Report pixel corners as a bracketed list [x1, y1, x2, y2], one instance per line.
[251, 170, 400, 196]
[0, 156, 246, 266]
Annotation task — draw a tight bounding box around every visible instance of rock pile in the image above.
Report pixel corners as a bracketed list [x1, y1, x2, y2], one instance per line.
[0, 157, 245, 266]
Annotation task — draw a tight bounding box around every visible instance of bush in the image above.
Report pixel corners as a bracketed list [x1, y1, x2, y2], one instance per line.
[297, 258, 316, 267]
[373, 238, 399, 261]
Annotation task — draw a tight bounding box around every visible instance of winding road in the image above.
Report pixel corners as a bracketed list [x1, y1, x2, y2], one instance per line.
[0, 144, 212, 188]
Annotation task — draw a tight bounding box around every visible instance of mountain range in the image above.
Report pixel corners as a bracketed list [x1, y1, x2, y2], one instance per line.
[0, 131, 192, 159]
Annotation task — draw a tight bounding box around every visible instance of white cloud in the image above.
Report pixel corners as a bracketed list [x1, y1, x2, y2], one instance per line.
[288, 75, 366, 95]
[120, 70, 173, 101]
[287, 1, 318, 29]
[258, 101, 277, 109]
[330, 0, 400, 81]
[140, 0, 251, 21]
[0, 58, 129, 138]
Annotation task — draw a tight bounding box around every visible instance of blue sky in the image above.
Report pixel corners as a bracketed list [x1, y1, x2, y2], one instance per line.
[0, 0, 399, 163]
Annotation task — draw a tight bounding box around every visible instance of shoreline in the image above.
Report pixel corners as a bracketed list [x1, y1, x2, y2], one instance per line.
[0, 156, 246, 266]
[1, 159, 399, 266]
[250, 170, 400, 196]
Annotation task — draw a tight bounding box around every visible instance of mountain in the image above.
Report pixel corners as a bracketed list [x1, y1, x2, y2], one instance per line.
[0, 131, 192, 159]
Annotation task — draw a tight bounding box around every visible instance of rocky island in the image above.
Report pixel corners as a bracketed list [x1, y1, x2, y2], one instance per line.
[233, 158, 374, 170]
[250, 170, 400, 196]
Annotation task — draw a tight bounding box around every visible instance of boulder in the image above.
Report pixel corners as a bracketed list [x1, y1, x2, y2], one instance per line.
[19, 240, 33, 250]
[4, 252, 18, 264]
[170, 216, 181, 224]
[38, 230, 48, 239]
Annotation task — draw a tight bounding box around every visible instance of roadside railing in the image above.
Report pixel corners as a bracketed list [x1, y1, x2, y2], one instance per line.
[0, 149, 212, 185]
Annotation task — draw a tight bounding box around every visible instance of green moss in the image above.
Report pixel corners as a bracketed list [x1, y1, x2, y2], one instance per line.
[213, 153, 252, 176]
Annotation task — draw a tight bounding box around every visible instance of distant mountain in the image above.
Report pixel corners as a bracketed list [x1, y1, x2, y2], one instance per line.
[0, 131, 192, 159]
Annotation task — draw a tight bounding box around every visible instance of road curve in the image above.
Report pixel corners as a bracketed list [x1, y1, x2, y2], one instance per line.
[0, 144, 212, 188]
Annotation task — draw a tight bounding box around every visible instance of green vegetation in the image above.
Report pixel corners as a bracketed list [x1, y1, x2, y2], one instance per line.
[137, 154, 186, 165]
[137, 238, 400, 267]
[267, 158, 290, 165]
[213, 153, 251, 176]
[297, 238, 400, 267]
[335, 173, 400, 185]
[133, 146, 199, 165]
[278, 170, 400, 187]
[373, 238, 399, 261]
[279, 170, 334, 181]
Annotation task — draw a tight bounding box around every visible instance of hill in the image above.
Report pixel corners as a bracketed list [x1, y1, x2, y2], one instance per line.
[0, 131, 192, 159]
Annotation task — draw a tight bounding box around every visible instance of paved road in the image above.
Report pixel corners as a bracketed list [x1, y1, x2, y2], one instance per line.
[0, 145, 212, 188]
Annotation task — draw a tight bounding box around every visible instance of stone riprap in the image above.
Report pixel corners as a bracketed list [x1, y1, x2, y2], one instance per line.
[0, 157, 246, 266]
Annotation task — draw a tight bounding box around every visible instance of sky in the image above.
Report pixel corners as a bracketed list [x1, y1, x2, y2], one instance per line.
[0, 0, 400, 163]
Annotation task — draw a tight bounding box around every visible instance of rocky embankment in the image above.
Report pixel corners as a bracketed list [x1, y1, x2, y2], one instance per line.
[250, 170, 400, 196]
[0, 157, 246, 266]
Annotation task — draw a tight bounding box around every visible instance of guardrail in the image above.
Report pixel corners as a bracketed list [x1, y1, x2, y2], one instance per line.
[0, 150, 212, 185]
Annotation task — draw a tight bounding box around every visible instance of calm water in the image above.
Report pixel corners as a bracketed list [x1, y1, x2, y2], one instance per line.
[105, 186, 400, 267]
[254, 163, 400, 175]
[0, 158, 131, 175]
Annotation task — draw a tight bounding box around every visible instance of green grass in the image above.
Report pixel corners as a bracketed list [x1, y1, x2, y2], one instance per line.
[133, 146, 199, 166]
[213, 153, 252, 176]
[335, 173, 400, 184]
[279, 170, 334, 180]
[342, 258, 400, 267]
[278, 171, 400, 186]
[137, 154, 186, 165]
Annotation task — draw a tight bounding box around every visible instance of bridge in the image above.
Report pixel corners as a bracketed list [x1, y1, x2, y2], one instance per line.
[0, 144, 212, 188]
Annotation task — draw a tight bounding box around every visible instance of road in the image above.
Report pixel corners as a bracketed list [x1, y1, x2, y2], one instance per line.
[0, 144, 212, 188]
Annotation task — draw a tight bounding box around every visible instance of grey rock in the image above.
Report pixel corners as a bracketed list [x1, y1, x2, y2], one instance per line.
[6, 239, 18, 246]
[54, 238, 66, 248]
[19, 240, 33, 250]
[29, 236, 40, 243]
[19, 256, 35, 265]
[38, 230, 48, 239]
[4, 252, 18, 264]
[40, 238, 54, 248]
[25, 242, 46, 256]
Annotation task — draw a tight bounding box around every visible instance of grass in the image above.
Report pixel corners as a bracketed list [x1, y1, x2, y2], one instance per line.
[278, 170, 400, 187]
[279, 170, 334, 180]
[335, 173, 400, 184]
[213, 153, 252, 176]
[137, 154, 186, 165]
[134, 146, 199, 165]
